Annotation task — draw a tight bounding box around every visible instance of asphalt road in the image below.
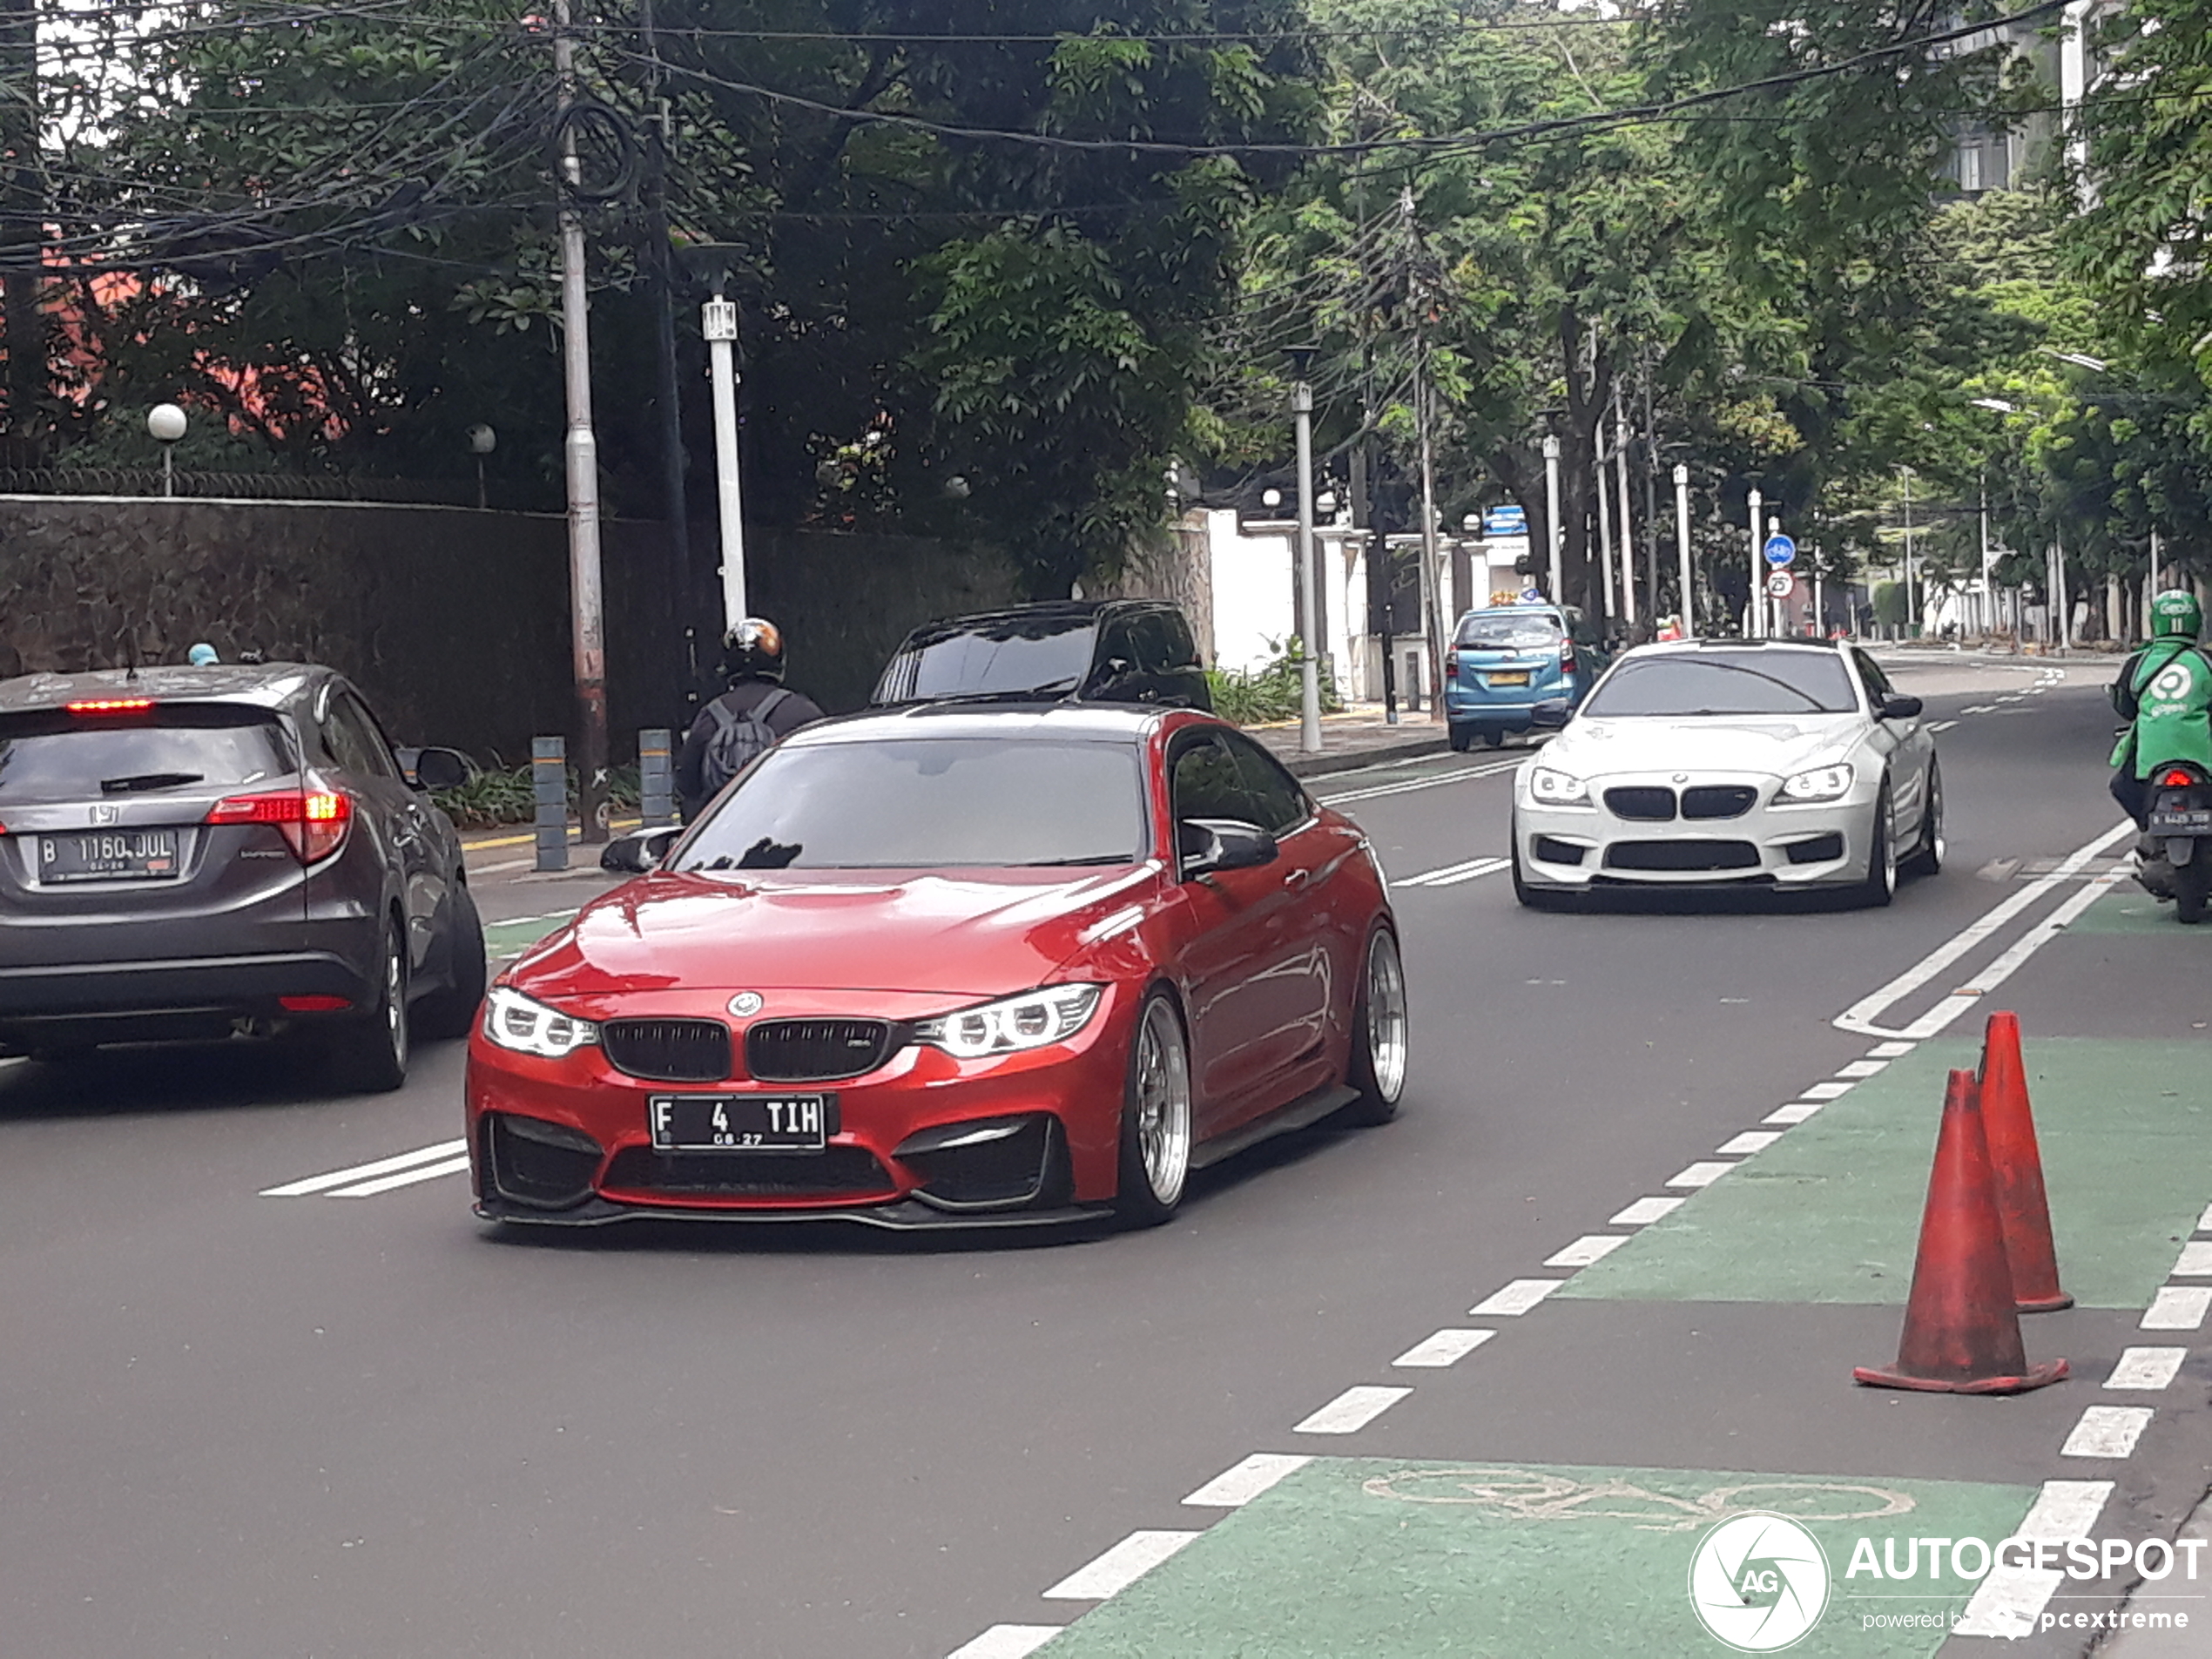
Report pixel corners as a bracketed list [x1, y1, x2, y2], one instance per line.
[3, 653, 2204, 1659]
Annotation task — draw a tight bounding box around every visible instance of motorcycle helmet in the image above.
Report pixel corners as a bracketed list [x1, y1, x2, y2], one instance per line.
[2152, 590, 2202, 640]
[721, 617, 787, 684]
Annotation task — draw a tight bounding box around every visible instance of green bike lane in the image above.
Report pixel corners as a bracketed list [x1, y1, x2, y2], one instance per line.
[1013, 884, 2212, 1659]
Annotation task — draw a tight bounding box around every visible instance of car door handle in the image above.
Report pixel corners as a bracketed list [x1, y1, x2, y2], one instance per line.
[1283, 867, 1312, 891]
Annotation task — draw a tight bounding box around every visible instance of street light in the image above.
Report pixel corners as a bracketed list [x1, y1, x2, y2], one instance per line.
[1745, 482, 1763, 637]
[1672, 463, 1693, 635]
[147, 402, 185, 498]
[468, 422, 496, 509]
[1288, 348, 1322, 754]
[1541, 434, 1562, 602]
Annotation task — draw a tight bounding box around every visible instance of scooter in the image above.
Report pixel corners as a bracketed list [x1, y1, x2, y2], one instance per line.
[2147, 760, 2212, 923]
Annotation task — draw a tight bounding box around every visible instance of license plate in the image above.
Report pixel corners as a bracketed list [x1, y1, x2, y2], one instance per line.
[2150, 809, 2212, 833]
[648, 1093, 831, 1152]
[1487, 671, 1532, 687]
[37, 829, 181, 883]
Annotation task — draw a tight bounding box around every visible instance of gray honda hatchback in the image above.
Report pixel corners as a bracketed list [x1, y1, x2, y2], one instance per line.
[0, 663, 485, 1090]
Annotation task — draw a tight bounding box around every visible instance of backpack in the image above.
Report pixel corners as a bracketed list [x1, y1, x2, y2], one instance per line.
[700, 687, 793, 795]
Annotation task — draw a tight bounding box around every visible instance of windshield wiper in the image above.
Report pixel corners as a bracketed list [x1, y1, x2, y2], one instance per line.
[100, 772, 205, 794]
[1024, 853, 1132, 867]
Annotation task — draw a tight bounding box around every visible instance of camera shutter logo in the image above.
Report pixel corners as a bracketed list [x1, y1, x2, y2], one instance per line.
[1688, 1512, 1830, 1651]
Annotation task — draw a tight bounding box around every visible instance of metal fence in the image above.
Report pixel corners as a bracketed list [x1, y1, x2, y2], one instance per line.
[0, 467, 482, 505]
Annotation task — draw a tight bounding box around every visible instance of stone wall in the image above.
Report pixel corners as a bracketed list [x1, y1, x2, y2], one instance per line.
[0, 496, 1019, 761]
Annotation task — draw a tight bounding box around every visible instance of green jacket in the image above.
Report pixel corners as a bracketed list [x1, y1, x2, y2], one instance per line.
[2111, 638, 2212, 777]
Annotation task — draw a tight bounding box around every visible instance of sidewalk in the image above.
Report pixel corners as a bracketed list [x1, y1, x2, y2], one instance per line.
[1246, 708, 1457, 779]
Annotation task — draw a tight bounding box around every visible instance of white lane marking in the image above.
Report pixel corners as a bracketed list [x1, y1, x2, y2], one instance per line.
[1317, 759, 1521, 806]
[2198, 1199, 2212, 1232]
[2173, 1241, 2212, 1277]
[1716, 1130, 1781, 1156]
[1544, 1234, 1630, 1268]
[2107, 1347, 2187, 1391]
[1610, 1195, 1685, 1226]
[1393, 1329, 1497, 1368]
[1182, 1453, 1312, 1507]
[1292, 1385, 1412, 1435]
[2061, 1406, 2154, 1459]
[1834, 1059, 1889, 1079]
[1867, 1041, 1917, 1058]
[1666, 1160, 1735, 1189]
[1928, 719, 1959, 732]
[1960, 705, 1995, 714]
[1764, 1103, 1824, 1125]
[1395, 855, 1508, 888]
[2142, 1286, 2212, 1330]
[1835, 821, 2133, 1039]
[948, 1628, 1062, 1659]
[1042, 1531, 1202, 1600]
[329, 1154, 473, 1198]
[261, 1138, 469, 1198]
[1800, 1082, 1856, 1101]
[469, 856, 533, 875]
[1954, 1481, 2115, 1639]
[1997, 694, 2026, 702]
[1469, 1279, 1565, 1317]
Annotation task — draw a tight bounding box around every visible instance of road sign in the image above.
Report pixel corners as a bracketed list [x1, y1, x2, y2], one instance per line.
[1767, 570, 1795, 598]
[1486, 505, 1528, 535]
[1764, 533, 1797, 567]
[1520, 586, 1543, 604]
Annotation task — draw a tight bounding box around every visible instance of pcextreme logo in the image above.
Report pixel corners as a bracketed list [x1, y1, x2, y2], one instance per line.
[1689, 1513, 1831, 1652]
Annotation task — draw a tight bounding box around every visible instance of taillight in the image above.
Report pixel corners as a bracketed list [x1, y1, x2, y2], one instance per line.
[1560, 641, 1577, 676]
[280, 994, 353, 1013]
[67, 697, 154, 715]
[1445, 650, 1459, 678]
[2163, 769, 2196, 788]
[206, 785, 353, 863]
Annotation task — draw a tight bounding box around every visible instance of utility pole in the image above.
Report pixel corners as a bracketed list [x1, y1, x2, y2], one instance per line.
[1415, 354, 1446, 723]
[0, 0, 39, 454]
[1613, 393, 1636, 631]
[704, 280, 747, 629]
[1542, 434, 1563, 602]
[553, 0, 609, 843]
[1292, 371, 1322, 752]
[1673, 464, 1693, 633]
[1901, 470, 1917, 633]
[637, 0, 692, 716]
[1746, 485, 1763, 637]
[1978, 468, 1992, 640]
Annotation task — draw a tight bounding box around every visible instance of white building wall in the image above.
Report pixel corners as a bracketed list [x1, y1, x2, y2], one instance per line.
[1205, 508, 1294, 676]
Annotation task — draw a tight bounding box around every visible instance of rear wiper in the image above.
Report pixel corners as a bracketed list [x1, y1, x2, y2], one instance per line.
[100, 772, 205, 794]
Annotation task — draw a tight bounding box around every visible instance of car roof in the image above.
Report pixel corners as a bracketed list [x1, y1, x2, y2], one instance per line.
[783, 701, 1179, 747]
[899, 599, 1166, 637]
[1640, 637, 1848, 656]
[0, 663, 329, 715]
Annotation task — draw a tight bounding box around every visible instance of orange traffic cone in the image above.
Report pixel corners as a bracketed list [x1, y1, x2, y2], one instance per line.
[1979, 1011, 2073, 1313]
[1854, 1069, 2069, 1395]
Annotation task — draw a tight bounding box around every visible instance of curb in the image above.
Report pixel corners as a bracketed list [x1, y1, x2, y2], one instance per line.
[1279, 735, 1453, 779]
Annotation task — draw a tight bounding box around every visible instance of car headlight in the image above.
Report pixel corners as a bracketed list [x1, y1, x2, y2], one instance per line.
[1529, 767, 1591, 806]
[913, 984, 1105, 1058]
[482, 986, 601, 1058]
[1779, 764, 1854, 804]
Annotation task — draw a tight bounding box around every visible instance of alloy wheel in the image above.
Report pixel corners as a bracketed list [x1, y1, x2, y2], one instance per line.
[1363, 930, 1409, 1103]
[1133, 998, 1192, 1207]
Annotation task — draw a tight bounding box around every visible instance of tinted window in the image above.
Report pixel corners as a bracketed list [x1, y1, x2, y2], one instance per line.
[672, 738, 1143, 870]
[326, 692, 398, 780]
[0, 706, 295, 805]
[1089, 617, 1142, 690]
[1581, 651, 1858, 717]
[1170, 733, 1251, 824]
[1157, 610, 1199, 670]
[1223, 731, 1311, 835]
[873, 618, 1096, 703]
[1456, 612, 1564, 650]
[1851, 650, 1893, 702]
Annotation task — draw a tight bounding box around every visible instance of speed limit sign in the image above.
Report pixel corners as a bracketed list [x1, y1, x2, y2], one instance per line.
[1766, 570, 1796, 598]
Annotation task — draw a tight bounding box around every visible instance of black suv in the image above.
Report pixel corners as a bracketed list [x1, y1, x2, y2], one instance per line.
[0, 664, 484, 1090]
[871, 600, 1212, 711]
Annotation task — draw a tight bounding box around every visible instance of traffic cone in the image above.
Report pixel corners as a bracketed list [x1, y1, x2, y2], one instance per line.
[1979, 1011, 2073, 1313]
[1854, 1069, 2069, 1395]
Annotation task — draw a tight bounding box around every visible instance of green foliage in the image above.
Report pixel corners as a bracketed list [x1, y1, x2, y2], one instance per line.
[1206, 639, 1344, 725]
[432, 764, 642, 830]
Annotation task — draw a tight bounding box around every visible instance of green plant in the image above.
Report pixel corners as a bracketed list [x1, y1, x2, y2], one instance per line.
[431, 762, 641, 829]
[1207, 638, 1345, 726]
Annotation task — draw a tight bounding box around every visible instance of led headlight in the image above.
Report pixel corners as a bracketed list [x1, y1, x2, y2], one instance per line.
[482, 986, 601, 1058]
[913, 984, 1105, 1058]
[1779, 764, 1854, 803]
[1529, 767, 1592, 806]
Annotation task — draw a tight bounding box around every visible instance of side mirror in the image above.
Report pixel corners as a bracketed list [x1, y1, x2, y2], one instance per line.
[601, 826, 683, 874]
[1879, 694, 1924, 721]
[1528, 698, 1574, 730]
[1178, 817, 1278, 880]
[405, 746, 470, 792]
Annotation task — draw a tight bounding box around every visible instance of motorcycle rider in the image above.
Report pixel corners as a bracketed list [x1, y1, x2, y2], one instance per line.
[2110, 590, 2212, 891]
[675, 617, 826, 821]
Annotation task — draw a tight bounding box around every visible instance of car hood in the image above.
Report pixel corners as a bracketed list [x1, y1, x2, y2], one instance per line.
[504, 865, 1163, 1001]
[1539, 714, 1862, 779]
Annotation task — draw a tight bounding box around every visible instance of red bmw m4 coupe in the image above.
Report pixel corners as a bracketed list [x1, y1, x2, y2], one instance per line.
[465, 704, 1407, 1231]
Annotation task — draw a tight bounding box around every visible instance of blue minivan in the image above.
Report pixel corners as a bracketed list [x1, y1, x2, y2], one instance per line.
[1443, 604, 1608, 750]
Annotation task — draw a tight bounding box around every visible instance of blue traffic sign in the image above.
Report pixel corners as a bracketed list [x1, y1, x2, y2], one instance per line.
[1519, 586, 1543, 604]
[1486, 505, 1528, 534]
[1764, 533, 1797, 567]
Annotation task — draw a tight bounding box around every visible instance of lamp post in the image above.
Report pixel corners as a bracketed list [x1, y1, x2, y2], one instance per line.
[468, 423, 496, 510]
[702, 285, 749, 631]
[1291, 354, 1322, 754]
[1745, 483, 1763, 637]
[1672, 463, 1693, 635]
[1541, 433, 1562, 603]
[148, 402, 185, 497]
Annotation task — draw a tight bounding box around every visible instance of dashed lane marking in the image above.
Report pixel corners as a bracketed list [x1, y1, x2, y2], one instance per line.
[2106, 1348, 2187, 1391]
[2142, 1286, 2212, 1330]
[1929, 719, 1959, 732]
[1391, 1329, 1496, 1369]
[1315, 759, 1521, 806]
[1764, 1103, 1824, 1125]
[1835, 1058, 1889, 1079]
[261, 1139, 469, 1198]
[1800, 1082, 1856, 1101]
[947, 1626, 1062, 1659]
[1665, 1160, 1735, 1190]
[1292, 1386, 1412, 1435]
[1393, 855, 1508, 888]
[1715, 1130, 1781, 1156]
[2060, 1406, 2155, 1460]
[2173, 1241, 2212, 1277]
[1182, 1453, 1312, 1507]
[1543, 1234, 1630, 1268]
[1468, 1278, 1564, 1317]
[1608, 1196, 1684, 1226]
[1042, 1531, 1201, 1601]
[1955, 1481, 2115, 1638]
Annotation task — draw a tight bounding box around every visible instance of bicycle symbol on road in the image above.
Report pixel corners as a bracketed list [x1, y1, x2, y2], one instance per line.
[1362, 1467, 1916, 1533]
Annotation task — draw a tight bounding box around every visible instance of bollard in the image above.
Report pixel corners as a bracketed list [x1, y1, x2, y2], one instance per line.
[532, 736, 568, 872]
[638, 728, 676, 828]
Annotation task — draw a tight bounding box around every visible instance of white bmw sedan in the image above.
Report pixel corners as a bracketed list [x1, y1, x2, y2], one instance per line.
[1509, 639, 1940, 907]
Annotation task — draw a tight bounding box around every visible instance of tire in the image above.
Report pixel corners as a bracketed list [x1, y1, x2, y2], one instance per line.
[1481, 727, 1506, 748]
[2177, 860, 2209, 925]
[1114, 991, 1193, 1228]
[1340, 926, 1409, 1126]
[1903, 762, 1945, 878]
[1448, 724, 1476, 753]
[327, 918, 410, 1093]
[413, 880, 488, 1041]
[1855, 783, 1898, 908]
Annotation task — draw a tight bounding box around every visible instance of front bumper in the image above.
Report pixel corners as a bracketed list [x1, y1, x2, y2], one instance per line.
[1514, 771, 1872, 888]
[465, 987, 1134, 1225]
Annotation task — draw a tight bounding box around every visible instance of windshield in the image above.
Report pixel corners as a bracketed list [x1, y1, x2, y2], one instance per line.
[1455, 613, 1563, 651]
[0, 707, 296, 805]
[873, 620, 1094, 703]
[1581, 651, 1858, 718]
[672, 737, 1145, 870]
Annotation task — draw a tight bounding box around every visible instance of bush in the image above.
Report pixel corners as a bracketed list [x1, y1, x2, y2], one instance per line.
[1208, 639, 1345, 725]
[431, 761, 642, 829]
